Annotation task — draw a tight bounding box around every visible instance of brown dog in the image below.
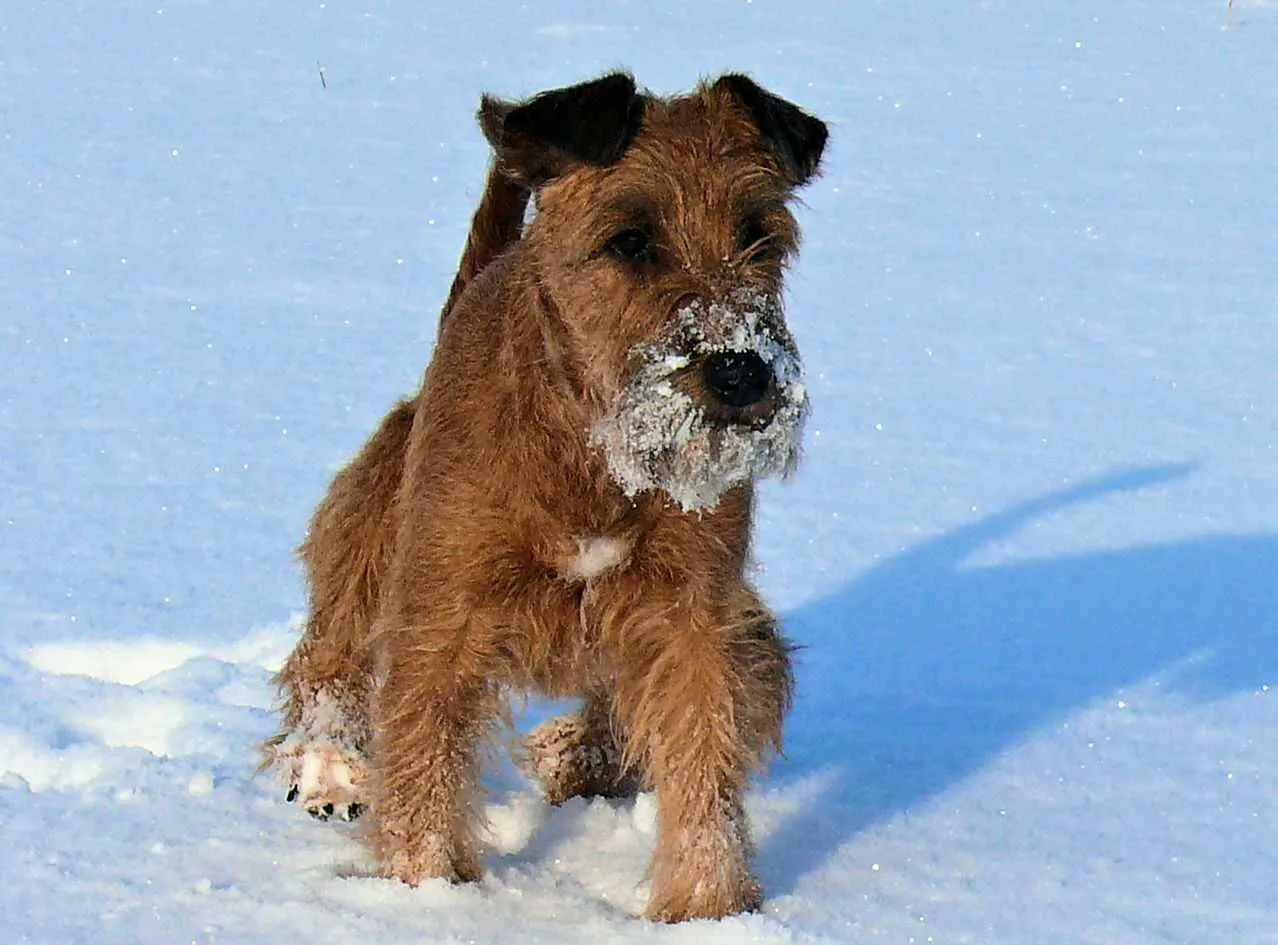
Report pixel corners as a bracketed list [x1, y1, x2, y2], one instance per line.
[265, 72, 827, 922]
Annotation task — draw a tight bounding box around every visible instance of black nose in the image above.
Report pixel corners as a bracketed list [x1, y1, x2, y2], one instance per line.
[703, 351, 773, 408]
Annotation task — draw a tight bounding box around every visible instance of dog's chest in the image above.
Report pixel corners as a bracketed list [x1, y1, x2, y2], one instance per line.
[558, 535, 631, 583]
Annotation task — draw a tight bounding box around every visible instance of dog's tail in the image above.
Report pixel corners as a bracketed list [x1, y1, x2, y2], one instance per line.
[438, 165, 529, 326]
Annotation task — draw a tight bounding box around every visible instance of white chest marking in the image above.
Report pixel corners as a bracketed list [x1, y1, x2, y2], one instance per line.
[563, 536, 629, 582]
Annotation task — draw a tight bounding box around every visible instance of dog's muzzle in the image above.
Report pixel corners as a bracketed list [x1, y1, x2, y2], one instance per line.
[590, 289, 809, 512]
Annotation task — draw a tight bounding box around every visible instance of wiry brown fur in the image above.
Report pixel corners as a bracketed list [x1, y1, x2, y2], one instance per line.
[266, 72, 825, 922]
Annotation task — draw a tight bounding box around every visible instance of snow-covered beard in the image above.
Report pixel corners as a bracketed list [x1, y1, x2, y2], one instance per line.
[590, 289, 809, 513]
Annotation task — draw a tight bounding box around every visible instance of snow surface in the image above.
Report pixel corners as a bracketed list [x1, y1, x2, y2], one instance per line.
[2, 0, 1277, 941]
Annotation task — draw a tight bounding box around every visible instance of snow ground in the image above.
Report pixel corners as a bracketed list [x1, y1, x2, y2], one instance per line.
[2, 0, 1277, 941]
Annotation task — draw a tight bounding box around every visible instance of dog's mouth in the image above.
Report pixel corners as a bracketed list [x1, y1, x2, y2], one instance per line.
[589, 289, 809, 512]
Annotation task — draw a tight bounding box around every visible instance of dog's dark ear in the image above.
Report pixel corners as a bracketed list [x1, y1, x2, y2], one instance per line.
[714, 74, 828, 186]
[478, 72, 647, 185]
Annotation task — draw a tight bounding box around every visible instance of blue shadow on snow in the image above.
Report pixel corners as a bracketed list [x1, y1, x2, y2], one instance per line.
[760, 463, 1278, 895]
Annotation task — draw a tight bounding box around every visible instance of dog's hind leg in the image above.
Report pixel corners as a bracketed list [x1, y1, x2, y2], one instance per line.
[262, 398, 415, 821]
[522, 688, 641, 805]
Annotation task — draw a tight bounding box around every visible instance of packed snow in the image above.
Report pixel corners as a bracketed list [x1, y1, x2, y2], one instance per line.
[2, 0, 1276, 942]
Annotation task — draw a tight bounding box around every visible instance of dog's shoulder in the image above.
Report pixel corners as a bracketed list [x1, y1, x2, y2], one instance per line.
[432, 245, 525, 356]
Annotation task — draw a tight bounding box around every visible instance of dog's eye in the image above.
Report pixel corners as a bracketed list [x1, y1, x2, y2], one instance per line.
[737, 216, 774, 259]
[605, 227, 655, 263]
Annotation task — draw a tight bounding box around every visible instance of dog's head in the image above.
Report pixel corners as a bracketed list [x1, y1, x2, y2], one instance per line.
[480, 73, 827, 511]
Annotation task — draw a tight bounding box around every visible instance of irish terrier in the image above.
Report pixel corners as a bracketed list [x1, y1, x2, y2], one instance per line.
[264, 71, 827, 922]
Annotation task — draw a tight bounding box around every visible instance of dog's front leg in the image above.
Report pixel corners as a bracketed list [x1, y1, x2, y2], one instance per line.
[367, 628, 497, 887]
[610, 590, 792, 922]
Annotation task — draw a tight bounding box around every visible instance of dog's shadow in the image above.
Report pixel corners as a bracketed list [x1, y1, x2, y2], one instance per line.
[756, 462, 1278, 896]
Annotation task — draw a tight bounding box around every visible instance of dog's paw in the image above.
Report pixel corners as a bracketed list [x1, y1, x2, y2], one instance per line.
[265, 686, 371, 821]
[275, 742, 367, 822]
[381, 831, 473, 885]
[523, 713, 639, 805]
[646, 872, 763, 923]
